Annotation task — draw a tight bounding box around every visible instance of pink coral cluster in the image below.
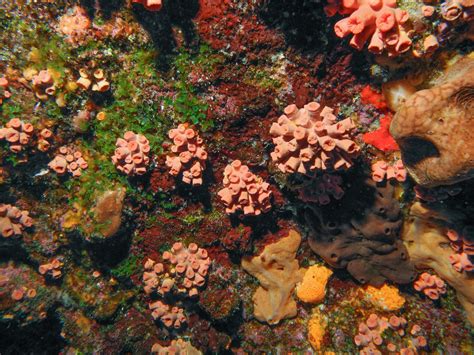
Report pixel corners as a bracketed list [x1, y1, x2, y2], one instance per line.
[132, 0, 163, 11]
[32, 70, 56, 100]
[0, 204, 33, 238]
[355, 314, 427, 354]
[37, 128, 53, 152]
[112, 131, 150, 175]
[76, 68, 110, 93]
[447, 229, 474, 272]
[58, 6, 92, 44]
[325, 0, 412, 56]
[298, 174, 345, 205]
[414, 272, 447, 300]
[0, 118, 34, 153]
[149, 300, 186, 329]
[218, 160, 272, 216]
[0, 77, 11, 105]
[269, 102, 359, 174]
[48, 146, 88, 177]
[143, 242, 211, 297]
[38, 258, 64, 279]
[371, 159, 406, 182]
[166, 124, 208, 186]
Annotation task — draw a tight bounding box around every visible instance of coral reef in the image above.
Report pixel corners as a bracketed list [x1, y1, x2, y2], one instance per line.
[371, 159, 406, 182]
[1, 1, 473, 353]
[165, 124, 208, 186]
[0, 204, 33, 238]
[324, 0, 412, 56]
[269, 102, 359, 174]
[390, 57, 474, 187]
[414, 272, 447, 300]
[305, 175, 415, 285]
[0, 118, 34, 153]
[112, 131, 150, 175]
[241, 230, 305, 325]
[218, 160, 272, 216]
[48, 146, 88, 177]
[143, 242, 211, 297]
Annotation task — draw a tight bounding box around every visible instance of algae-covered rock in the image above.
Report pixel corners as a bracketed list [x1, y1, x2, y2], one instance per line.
[0, 262, 57, 327]
[91, 187, 126, 238]
[64, 269, 134, 321]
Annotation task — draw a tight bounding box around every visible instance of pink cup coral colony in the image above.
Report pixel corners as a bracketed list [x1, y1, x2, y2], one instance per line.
[414, 272, 447, 300]
[218, 160, 272, 216]
[447, 229, 474, 272]
[0, 76, 11, 104]
[0, 118, 34, 153]
[0, 204, 33, 238]
[76, 68, 110, 93]
[132, 0, 163, 11]
[148, 300, 187, 329]
[38, 258, 64, 280]
[48, 146, 88, 178]
[31, 69, 56, 100]
[269, 102, 360, 174]
[324, 0, 412, 56]
[143, 242, 211, 298]
[371, 159, 407, 182]
[143, 243, 210, 329]
[165, 124, 208, 186]
[354, 313, 427, 354]
[37, 128, 53, 152]
[58, 6, 91, 43]
[112, 131, 151, 175]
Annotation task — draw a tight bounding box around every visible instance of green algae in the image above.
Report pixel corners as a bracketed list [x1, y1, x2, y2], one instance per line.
[110, 254, 141, 280]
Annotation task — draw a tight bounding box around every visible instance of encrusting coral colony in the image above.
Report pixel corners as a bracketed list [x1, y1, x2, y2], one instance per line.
[0, 0, 473, 353]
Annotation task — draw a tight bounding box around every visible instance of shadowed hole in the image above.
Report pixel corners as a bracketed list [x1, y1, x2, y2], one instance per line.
[399, 136, 440, 166]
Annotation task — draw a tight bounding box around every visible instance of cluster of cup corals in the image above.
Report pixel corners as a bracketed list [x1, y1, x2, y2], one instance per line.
[142, 242, 211, 329]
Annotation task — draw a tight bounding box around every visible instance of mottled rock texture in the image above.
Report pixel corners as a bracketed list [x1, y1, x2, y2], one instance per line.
[390, 57, 474, 187]
[403, 202, 474, 325]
